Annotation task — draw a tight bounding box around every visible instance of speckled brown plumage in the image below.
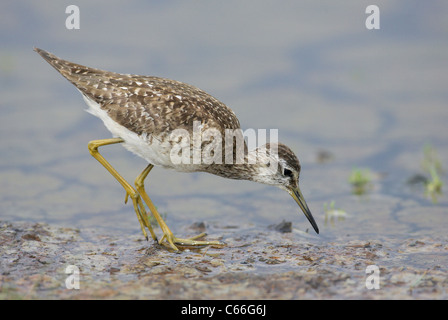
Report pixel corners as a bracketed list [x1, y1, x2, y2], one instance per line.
[34, 48, 240, 137]
[35, 48, 319, 236]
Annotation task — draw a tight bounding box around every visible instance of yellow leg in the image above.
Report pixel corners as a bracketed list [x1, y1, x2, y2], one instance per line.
[135, 164, 225, 251]
[87, 138, 157, 242]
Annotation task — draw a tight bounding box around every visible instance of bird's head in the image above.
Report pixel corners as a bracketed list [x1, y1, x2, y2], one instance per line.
[249, 143, 319, 234]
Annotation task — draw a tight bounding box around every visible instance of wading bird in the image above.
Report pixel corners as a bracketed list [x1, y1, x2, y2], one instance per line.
[35, 48, 319, 251]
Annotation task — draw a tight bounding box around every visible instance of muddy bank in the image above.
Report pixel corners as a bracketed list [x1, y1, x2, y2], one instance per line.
[1, 220, 446, 299]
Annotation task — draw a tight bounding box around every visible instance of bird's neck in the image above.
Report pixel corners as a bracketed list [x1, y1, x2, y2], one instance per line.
[206, 144, 278, 183]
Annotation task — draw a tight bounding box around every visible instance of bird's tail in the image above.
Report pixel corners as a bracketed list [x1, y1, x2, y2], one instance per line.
[34, 47, 122, 103]
[35, 48, 87, 79]
[34, 48, 115, 85]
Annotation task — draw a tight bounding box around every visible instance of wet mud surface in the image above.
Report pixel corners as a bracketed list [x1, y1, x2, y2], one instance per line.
[1, 220, 446, 299]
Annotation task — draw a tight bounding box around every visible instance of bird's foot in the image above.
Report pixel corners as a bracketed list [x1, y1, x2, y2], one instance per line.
[159, 232, 225, 251]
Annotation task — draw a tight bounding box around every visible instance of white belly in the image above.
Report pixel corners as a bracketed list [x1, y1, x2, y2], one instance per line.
[81, 93, 175, 168]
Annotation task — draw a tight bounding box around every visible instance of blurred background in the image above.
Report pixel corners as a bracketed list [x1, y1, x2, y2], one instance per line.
[1, 1, 447, 242]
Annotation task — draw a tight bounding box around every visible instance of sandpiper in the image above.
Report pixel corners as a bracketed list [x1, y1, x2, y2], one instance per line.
[35, 48, 319, 251]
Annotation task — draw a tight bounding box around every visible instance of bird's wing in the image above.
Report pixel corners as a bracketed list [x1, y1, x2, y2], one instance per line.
[34, 48, 242, 136]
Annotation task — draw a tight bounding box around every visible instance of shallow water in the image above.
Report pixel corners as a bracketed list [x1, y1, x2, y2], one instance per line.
[1, 1, 447, 299]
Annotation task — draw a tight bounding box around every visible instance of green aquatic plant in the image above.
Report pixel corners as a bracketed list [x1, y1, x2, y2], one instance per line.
[422, 144, 443, 174]
[421, 144, 443, 202]
[425, 166, 442, 202]
[324, 201, 348, 226]
[349, 168, 372, 195]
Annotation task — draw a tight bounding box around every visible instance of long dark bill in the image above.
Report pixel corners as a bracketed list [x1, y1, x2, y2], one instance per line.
[289, 187, 319, 234]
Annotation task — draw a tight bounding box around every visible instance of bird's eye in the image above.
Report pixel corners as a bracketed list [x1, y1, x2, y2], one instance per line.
[283, 168, 293, 177]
